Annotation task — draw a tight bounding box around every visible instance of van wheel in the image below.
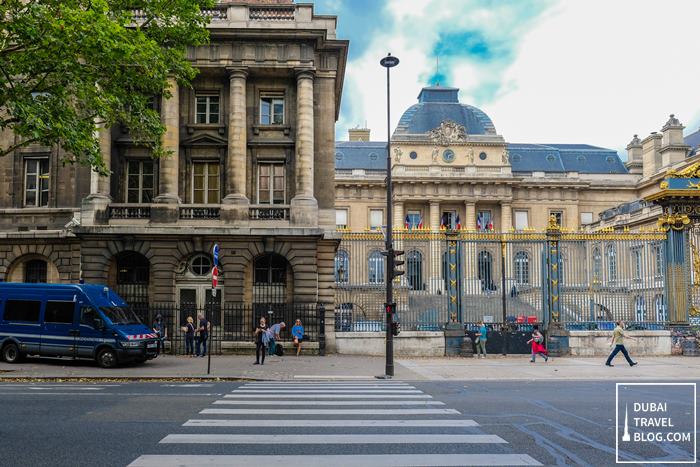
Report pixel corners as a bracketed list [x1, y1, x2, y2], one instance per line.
[97, 348, 118, 368]
[2, 343, 22, 364]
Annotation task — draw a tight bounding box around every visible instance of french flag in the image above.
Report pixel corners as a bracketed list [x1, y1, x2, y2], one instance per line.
[477, 212, 483, 231]
[404, 214, 410, 230]
[418, 215, 424, 229]
[455, 214, 461, 230]
[487, 218, 494, 231]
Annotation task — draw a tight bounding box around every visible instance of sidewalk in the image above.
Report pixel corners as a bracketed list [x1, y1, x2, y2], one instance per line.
[1, 354, 698, 381]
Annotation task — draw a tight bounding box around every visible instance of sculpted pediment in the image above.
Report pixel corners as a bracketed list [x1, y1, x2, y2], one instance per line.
[181, 133, 228, 147]
[428, 120, 467, 146]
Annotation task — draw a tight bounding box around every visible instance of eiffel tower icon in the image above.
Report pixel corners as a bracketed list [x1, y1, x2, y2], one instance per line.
[622, 404, 631, 442]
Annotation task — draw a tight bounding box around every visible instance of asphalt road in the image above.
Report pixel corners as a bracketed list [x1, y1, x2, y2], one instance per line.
[0, 380, 697, 466]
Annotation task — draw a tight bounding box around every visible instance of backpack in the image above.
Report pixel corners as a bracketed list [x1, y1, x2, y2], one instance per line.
[275, 343, 284, 356]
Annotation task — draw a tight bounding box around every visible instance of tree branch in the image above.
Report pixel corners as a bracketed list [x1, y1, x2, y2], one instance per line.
[0, 136, 42, 158]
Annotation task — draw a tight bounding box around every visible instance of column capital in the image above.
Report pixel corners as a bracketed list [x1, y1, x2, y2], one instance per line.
[227, 67, 248, 80]
[295, 68, 316, 81]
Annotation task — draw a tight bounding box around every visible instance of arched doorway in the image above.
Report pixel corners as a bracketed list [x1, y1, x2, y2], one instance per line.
[111, 251, 150, 321]
[254, 253, 290, 303]
[175, 253, 222, 326]
[6, 255, 60, 283]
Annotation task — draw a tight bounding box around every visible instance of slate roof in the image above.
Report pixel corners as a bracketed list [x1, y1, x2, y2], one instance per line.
[508, 143, 628, 174]
[393, 87, 497, 137]
[335, 141, 629, 174]
[335, 141, 387, 170]
[685, 128, 700, 157]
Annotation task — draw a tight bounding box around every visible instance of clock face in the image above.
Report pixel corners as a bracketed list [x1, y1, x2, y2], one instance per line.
[443, 149, 455, 163]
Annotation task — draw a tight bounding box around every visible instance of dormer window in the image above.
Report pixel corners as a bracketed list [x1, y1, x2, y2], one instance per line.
[260, 93, 284, 125]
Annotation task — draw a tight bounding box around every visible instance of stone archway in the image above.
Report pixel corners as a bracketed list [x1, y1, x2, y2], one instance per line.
[5, 254, 60, 283]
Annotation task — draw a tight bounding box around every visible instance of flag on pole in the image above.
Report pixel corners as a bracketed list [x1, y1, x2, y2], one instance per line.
[405, 214, 410, 230]
[455, 213, 461, 230]
[476, 212, 483, 231]
[418, 215, 424, 229]
[487, 218, 494, 231]
[440, 213, 447, 229]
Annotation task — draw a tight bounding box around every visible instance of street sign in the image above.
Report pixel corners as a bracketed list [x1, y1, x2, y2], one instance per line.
[212, 244, 219, 266]
[212, 265, 218, 289]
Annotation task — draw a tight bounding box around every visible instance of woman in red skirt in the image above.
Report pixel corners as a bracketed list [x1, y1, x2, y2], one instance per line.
[527, 325, 549, 362]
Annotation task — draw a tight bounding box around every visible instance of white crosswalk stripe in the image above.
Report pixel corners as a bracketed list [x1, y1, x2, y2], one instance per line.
[128, 381, 542, 467]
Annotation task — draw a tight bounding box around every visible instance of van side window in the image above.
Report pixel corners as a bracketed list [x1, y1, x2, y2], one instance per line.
[3, 300, 41, 322]
[45, 301, 75, 324]
[80, 306, 98, 327]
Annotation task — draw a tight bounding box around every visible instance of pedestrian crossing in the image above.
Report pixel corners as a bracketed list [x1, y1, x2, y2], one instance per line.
[128, 381, 542, 467]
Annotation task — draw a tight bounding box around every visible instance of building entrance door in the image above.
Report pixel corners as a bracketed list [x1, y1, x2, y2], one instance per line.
[177, 284, 222, 326]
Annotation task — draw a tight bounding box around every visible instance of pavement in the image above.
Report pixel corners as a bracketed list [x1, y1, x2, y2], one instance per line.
[1, 353, 698, 381]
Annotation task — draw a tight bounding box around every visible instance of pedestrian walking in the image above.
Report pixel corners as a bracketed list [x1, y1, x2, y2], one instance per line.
[184, 316, 195, 357]
[195, 313, 210, 357]
[291, 319, 304, 356]
[527, 325, 548, 362]
[152, 314, 167, 354]
[254, 317, 267, 365]
[605, 320, 638, 367]
[475, 320, 488, 358]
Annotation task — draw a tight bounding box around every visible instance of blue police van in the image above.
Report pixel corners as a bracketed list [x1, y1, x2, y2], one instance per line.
[0, 283, 159, 368]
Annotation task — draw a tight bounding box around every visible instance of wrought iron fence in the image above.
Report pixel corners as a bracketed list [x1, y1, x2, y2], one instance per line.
[128, 302, 319, 355]
[335, 230, 670, 331]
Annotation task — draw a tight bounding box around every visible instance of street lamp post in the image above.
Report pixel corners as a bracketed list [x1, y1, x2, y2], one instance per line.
[380, 53, 399, 378]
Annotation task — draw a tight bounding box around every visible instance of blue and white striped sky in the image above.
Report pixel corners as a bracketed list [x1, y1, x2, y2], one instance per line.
[312, 0, 700, 157]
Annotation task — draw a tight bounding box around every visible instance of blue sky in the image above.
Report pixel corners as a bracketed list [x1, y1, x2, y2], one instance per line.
[311, 0, 700, 158]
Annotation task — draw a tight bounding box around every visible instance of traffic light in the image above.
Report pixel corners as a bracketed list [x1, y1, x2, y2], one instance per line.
[385, 302, 396, 315]
[391, 320, 401, 336]
[390, 249, 405, 279]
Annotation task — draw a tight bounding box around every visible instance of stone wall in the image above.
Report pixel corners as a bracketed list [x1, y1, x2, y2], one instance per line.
[335, 331, 445, 357]
[568, 330, 672, 356]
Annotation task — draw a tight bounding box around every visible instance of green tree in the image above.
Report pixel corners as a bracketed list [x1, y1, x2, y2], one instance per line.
[0, 0, 214, 173]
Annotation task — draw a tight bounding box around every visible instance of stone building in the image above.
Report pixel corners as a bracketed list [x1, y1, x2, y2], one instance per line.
[0, 1, 348, 350]
[335, 86, 641, 234]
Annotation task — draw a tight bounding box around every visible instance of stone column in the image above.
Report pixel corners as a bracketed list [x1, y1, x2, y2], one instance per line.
[153, 77, 180, 222]
[429, 200, 440, 230]
[500, 202, 512, 232]
[223, 68, 249, 219]
[314, 74, 337, 230]
[82, 123, 112, 226]
[291, 69, 318, 226]
[465, 201, 476, 231]
[393, 201, 404, 230]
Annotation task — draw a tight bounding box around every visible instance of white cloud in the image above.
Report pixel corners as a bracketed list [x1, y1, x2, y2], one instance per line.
[337, 0, 700, 158]
[473, 0, 700, 155]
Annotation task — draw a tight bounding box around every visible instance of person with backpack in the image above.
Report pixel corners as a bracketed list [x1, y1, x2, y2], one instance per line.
[527, 325, 548, 362]
[195, 312, 210, 358]
[183, 316, 195, 357]
[474, 320, 488, 358]
[254, 316, 267, 365]
[264, 322, 286, 357]
[291, 319, 304, 356]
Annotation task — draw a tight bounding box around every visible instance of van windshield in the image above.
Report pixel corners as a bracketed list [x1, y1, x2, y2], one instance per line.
[100, 306, 142, 325]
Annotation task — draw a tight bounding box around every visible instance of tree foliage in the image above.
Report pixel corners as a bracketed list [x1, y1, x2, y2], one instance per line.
[0, 0, 214, 173]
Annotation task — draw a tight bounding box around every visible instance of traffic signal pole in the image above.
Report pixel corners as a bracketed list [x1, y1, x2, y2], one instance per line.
[379, 53, 399, 378]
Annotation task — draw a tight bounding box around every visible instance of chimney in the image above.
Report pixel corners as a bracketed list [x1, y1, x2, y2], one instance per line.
[625, 134, 642, 175]
[348, 127, 371, 142]
[642, 132, 662, 178]
[660, 114, 689, 167]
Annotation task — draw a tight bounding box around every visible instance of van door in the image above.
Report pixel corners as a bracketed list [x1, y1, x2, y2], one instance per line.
[2, 298, 42, 354]
[76, 305, 107, 358]
[41, 300, 78, 357]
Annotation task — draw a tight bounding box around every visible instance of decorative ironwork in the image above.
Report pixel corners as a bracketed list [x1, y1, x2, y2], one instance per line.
[657, 213, 691, 231]
[179, 206, 221, 220]
[250, 206, 289, 220]
[108, 204, 151, 219]
[666, 161, 700, 178]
